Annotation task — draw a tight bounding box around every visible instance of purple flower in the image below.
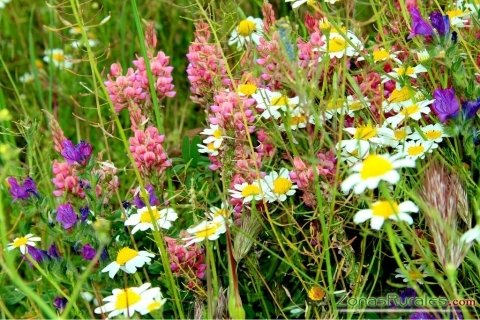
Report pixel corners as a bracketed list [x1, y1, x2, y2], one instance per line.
[56, 203, 78, 230]
[7, 177, 39, 201]
[132, 184, 160, 209]
[47, 244, 61, 259]
[409, 311, 435, 319]
[409, 7, 433, 39]
[81, 244, 96, 260]
[61, 139, 93, 166]
[26, 245, 49, 263]
[432, 88, 460, 122]
[53, 296, 67, 312]
[80, 206, 90, 222]
[462, 98, 480, 119]
[101, 248, 109, 261]
[429, 11, 450, 36]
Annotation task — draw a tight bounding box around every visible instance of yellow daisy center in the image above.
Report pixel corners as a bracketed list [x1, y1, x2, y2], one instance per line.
[373, 48, 389, 62]
[396, 66, 415, 76]
[271, 95, 289, 106]
[241, 184, 261, 197]
[407, 145, 425, 156]
[409, 270, 423, 280]
[354, 125, 377, 140]
[394, 129, 408, 140]
[400, 104, 420, 117]
[238, 84, 257, 96]
[446, 9, 464, 19]
[147, 300, 162, 312]
[52, 52, 65, 63]
[328, 37, 347, 53]
[327, 98, 345, 110]
[308, 286, 325, 301]
[140, 207, 161, 223]
[349, 101, 364, 111]
[13, 237, 29, 248]
[273, 177, 293, 194]
[115, 288, 141, 310]
[290, 114, 307, 126]
[425, 130, 441, 140]
[237, 19, 256, 37]
[371, 201, 399, 218]
[360, 155, 393, 180]
[214, 208, 231, 218]
[212, 129, 222, 139]
[194, 222, 222, 238]
[207, 142, 216, 151]
[115, 248, 139, 266]
[319, 18, 331, 32]
[388, 87, 412, 103]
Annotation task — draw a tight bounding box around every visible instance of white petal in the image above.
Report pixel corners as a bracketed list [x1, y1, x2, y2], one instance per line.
[341, 174, 360, 194]
[398, 201, 419, 213]
[370, 216, 385, 230]
[353, 210, 373, 224]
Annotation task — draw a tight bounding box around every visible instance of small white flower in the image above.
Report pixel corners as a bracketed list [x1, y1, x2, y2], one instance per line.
[341, 124, 391, 151]
[206, 202, 232, 221]
[19, 73, 34, 84]
[279, 107, 309, 131]
[385, 100, 434, 128]
[354, 199, 419, 230]
[376, 125, 413, 148]
[358, 48, 402, 64]
[71, 38, 98, 49]
[262, 168, 297, 202]
[337, 142, 370, 166]
[446, 8, 470, 27]
[94, 283, 161, 318]
[382, 84, 416, 113]
[460, 225, 480, 244]
[228, 17, 263, 49]
[200, 124, 224, 149]
[394, 264, 428, 284]
[323, 97, 347, 119]
[252, 89, 299, 120]
[319, 30, 364, 59]
[0, 0, 11, 9]
[396, 140, 436, 160]
[124, 206, 178, 234]
[285, 0, 314, 8]
[101, 247, 155, 279]
[409, 123, 447, 147]
[183, 216, 227, 247]
[229, 180, 264, 203]
[345, 95, 369, 116]
[7, 234, 41, 255]
[382, 64, 427, 83]
[197, 142, 220, 156]
[341, 153, 416, 194]
[43, 49, 73, 69]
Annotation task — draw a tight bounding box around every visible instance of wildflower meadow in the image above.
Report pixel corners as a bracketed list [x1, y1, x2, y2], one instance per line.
[1, 0, 480, 319]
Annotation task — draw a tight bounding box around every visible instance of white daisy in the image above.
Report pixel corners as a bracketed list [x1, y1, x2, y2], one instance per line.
[385, 100, 434, 128]
[279, 107, 309, 131]
[94, 283, 161, 318]
[197, 142, 220, 156]
[323, 97, 347, 119]
[124, 206, 178, 234]
[341, 124, 391, 152]
[357, 48, 402, 64]
[382, 64, 427, 83]
[460, 225, 480, 244]
[396, 140, 436, 160]
[382, 84, 416, 113]
[394, 264, 428, 284]
[262, 168, 297, 202]
[200, 124, 224, 149]
[285, 0, 314, 8]
[101, 247, 155, 279]
[341, 153, 416, 194]
[377, 125, 413, 148]
[19, 73, 34, 84]
[237, 83, 258, 97]
[354, 199, 419, 230]
[345, 95, 369, 116]
[206, 202, 232, 221]
[252, 89, 299, 120]
[446, 8, 470, 27]
[183, 216, 227, 247]
[338, 142, 370, 166]
[319, 30, 364, 59]
[7, 234, 42, 255]
[229, 180, 264, 203]
[43, 49, 73, 69]
[228, 17, 263, 49]
[409, 123, 447, 146]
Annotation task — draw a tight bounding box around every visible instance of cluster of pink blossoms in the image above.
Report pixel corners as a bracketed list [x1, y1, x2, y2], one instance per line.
[129, 126, 171, 176]
[165, 237, 207, 289]
[52, 160, 86, 198]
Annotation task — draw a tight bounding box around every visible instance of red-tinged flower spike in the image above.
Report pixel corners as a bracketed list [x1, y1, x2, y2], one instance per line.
[129, 126, 171, 176]
[52, 160, 85, 198]
[186, 22, 231, 105]
[46, 111, 67, 153]
[256, 33, 285, 90]
[261, 2, 276, 33]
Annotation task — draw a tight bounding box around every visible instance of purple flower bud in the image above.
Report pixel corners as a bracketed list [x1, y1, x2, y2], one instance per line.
[56, 203, 78, 230]
[53, 296, 67, 312]
[26, 245, 49, 263]
[432, 88, 460, 123]
[81, 244, 96, 260]
[429, 11, 450, 36]
[101, 248, 109, 261]
[80, 206, 90, 222]
[7, 177, 39, 201]
[462, 98, 480, 119]
[47, 244, 61, 259]
[61, 139, 93, 166]
[408, 7, 433, 39]
[132, 184, 160, 209]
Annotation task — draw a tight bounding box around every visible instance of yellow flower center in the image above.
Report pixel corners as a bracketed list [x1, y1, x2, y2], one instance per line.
[319, 18, 331, 32]
[407, 145, 425, 156]
[214, 208, 231, 218]
[194, 222, 222, 238]
[354, 125, 377, 140]
[373, 48, 390, 62]
[425, 130, 441, 140]
[327, 98, 345, 110]
[238, 84, 257, 96]
[237, 19, 256, 37]
[212, 129, 222, 139]
[328, 37, 347, 53]
[446, 9, 464, 19]
[371, 201, 399, 218]
[308, 286, 325, 301]
[360, 155, 393, 179]
[115, 247, 139, 266]
[409, 270, 423, 280]
[388, 87, 412, 103]
[290, 115, 307, 126]
[394, 129, 408, 140]
[35, 59, 44, 69]
[396, 66, 415, 76]
[241, 184, 261, 197]
[115, 288, 142, 310]
[13, 237, 29, 248]
[147, 300, 163, 312]
[349, 101, 364, 111]
[140, 207, 161, 223]
[273, 177, 293, 194]
[52, 52, 65, 63]
[271, 95, 289, 106]
[207, 142, 216, 151]
[400, 104, 420, 117]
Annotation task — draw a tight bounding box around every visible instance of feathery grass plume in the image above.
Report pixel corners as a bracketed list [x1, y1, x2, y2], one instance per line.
[420, 161, 471, 269]
[214, 286, 227, 319]
[233, 213, 262, 263]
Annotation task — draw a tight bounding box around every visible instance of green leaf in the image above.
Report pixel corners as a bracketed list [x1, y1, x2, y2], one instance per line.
[181, 136, 201, 168]
[1, 285, 26, 305]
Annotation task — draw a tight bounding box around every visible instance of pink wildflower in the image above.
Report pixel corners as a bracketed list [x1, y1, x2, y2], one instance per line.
[261, 2, 276, 33]
[256, 33, 285, 90]
[93, 161, 120, 204]
[129, 126, 171, 175]
[52, 160, 85, 198]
